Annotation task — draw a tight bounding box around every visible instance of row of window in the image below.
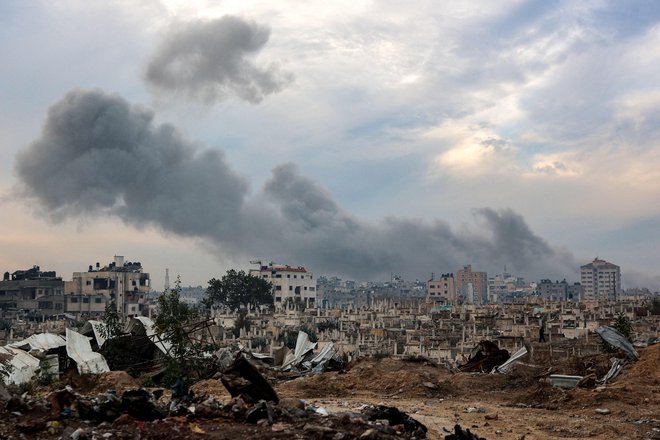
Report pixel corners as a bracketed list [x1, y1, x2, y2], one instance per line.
[263, 273, 313, 280]
[68, 297, 104, 303]
[273, 286, 316, 292]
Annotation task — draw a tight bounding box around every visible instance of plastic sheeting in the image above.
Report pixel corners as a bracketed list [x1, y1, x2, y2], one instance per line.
[0, 346, 40, 385]
[65, 328, 109, 374]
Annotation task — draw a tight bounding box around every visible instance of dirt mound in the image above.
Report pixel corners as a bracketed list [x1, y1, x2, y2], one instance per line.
[278, 357, 452, 399]
[190, 379, 232, 401]
[627, 343, 660, 382]
[93, 371, 142, 393]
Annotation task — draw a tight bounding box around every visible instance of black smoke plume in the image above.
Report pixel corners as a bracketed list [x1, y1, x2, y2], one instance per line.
[144, 15, 292, 103]
[15, 89, 577, 280]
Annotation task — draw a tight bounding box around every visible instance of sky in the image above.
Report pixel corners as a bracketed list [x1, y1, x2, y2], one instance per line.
[1, 0, 659, 290]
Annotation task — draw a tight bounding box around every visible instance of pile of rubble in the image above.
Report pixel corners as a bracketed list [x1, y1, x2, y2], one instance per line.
[0, 352, 428, 439]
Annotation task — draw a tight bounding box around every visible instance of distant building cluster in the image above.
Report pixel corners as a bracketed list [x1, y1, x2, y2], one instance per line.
[422, 258, 623, 306]
[0, 256, 150, 320]
[0, 254, 633, 323]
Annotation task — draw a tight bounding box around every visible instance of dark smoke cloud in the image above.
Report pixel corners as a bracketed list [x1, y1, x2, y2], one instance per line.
[16, 89, 577, 281]
[144, 15, 292, 103]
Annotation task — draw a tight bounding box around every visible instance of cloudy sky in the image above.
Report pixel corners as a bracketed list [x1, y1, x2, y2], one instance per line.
[1, 0, 659, 289]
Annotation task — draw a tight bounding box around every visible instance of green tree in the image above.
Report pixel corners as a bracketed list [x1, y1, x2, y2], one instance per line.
[602, 313, 634, 352]
[205, 269, 273, 311]
[154, 277, 200, 384]
[100, 301, 123, 340]
[232, 310, 252, 338]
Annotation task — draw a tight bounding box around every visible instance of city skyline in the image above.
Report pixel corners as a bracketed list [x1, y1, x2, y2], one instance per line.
[1, 1, 660, 288]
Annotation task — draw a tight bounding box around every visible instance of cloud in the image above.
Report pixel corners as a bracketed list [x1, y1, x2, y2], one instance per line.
[144, 15, 292, 103]
[15, 89, 580, 282]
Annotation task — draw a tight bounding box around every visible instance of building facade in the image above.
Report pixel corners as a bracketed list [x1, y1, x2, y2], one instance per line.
[580, 258, 621, 300]
[0, 266, 65, 317]
[456, 265, 488, 304]
[537, 279, 584, 301]
[426, 274, 457, 303]
[249, 263, 316, 308]
[70, 256, 150, 317]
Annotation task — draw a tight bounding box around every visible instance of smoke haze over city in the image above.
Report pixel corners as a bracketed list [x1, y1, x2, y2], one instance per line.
[1, 1, 660, 288]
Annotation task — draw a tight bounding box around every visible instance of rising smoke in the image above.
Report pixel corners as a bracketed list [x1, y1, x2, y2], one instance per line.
[15, 89, 577, 281]
[144, 15, 292, 104]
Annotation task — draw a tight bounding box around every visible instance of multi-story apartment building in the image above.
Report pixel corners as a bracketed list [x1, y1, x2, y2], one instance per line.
[537, 279, 584, 301]
[249, 263, 316, 308]
[69, 256, 150, 317]
[0, 266, 65, 317]
[580, 258, 621, 300]
[426, 274, 457, 303]
[456, 265, 488, 304]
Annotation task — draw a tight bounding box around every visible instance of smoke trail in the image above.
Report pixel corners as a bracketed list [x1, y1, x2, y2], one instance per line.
[15, 89, 577, 280]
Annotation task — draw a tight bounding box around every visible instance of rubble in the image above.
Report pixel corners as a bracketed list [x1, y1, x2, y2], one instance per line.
[459, 341, 510, 373]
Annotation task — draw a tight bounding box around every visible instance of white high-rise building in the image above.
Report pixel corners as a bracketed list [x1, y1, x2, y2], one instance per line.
[580, 258, 621, 300]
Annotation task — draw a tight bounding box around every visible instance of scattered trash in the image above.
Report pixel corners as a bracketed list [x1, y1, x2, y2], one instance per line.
[598, 357, 625, 384]
[444, 424, 487, 440]
[595, 408, 611, 415]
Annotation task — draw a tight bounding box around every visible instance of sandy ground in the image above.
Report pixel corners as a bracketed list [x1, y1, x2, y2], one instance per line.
[274, 344, 660, 439]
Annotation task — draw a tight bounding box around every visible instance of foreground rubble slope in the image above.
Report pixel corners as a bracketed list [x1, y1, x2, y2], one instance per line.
[0, 344, 657, 439]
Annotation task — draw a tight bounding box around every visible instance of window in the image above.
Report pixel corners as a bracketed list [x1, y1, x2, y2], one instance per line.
[289, 286, 293, 291]
[70, 298, 79, 303]
[82, 297, 90, 303]
[86, 280, 91, 285]
[95, 298, 103, 303]
[309, 287, 315, 291]
[287, 274, 290, 278]
[304, 286, 307, 290]
[275, 285, 282, 291]
[294, 275, 297, 278]
[263, 275, 268, 278]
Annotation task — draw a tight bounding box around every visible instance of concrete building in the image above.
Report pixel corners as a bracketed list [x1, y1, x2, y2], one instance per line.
[250, 263, 316, 308]
[426, 274, 456, 303]
[0, 266, 65, 317]
[537, 279, 584, 301]
[456, 265, 488, 304]
[70, 256, 150, 317]
[580, 258, 621, 300]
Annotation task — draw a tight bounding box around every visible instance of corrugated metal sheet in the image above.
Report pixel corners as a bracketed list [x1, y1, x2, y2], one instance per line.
[127, 316, 173, 356]
[595, 326, 639, 360]
[10, 333, 66, 352]
[81, 320, 109, 348]
[0, 346, 40, 385]
[492, 346, 528, 374]
[65, 328, 109, 374]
